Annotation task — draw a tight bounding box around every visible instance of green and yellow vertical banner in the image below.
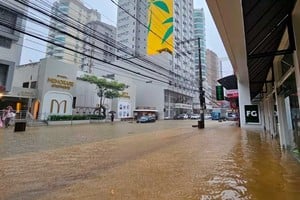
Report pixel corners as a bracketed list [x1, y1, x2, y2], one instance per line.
[147, 0, 174, 55]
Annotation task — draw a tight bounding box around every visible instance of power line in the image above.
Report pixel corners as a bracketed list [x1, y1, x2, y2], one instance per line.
[1, 0, 202, 94]
[26, 0, 198, 90]
[8, 0, 174, 81]
[20, 0, 184, 82]
[0, 18, 170, 86]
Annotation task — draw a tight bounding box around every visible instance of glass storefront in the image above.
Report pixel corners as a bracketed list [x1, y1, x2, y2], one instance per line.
[279, 53, 300, 149]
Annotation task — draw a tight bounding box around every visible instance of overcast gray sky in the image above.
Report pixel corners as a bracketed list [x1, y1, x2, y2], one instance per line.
[20, 0, 232, 75]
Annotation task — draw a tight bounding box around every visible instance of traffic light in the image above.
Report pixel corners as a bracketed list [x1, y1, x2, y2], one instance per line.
[216, 85, 224, 100]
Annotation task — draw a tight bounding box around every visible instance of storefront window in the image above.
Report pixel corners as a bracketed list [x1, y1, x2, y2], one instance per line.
[282, 73, 300, 149]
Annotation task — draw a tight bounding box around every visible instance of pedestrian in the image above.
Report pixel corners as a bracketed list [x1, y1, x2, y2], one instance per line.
[3, 106, 15, 128]
[110, 113, 115, 122]
[0, 115, 3, 128]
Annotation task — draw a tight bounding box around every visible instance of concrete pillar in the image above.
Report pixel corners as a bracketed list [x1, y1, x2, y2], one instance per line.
[238, 80, 263, 129]
[276, 95, 288, 148]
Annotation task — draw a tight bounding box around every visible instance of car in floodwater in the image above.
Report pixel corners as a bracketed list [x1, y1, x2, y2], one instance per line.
[226, 112, 239, 121]
[190, 114, 200, 119]
[137, 116, 156, 123]
[173, 113, 189, 120]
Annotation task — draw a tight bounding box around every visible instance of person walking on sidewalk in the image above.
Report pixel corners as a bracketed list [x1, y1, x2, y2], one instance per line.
[3, 106, 15, 128]
[110, 113, 115, 122]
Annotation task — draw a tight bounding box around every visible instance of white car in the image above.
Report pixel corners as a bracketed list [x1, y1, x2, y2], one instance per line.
[190, 114, 200, 119]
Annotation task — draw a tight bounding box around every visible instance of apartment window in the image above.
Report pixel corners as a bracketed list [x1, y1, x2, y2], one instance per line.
[22, 82, 29, 88]
[30, 81, 37, 89]
[0, 7, 17, 34]
[0, 36, 12, 48]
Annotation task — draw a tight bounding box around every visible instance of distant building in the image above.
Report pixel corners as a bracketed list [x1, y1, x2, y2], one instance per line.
[206, 49, 221, 103]
[81, 21, 116, 73]
[193, 8, 207, 82]
[193, 8, 209, 110]
[46, 0, 101, 66]
[116, 0, 196, 118]
[13, 58, 135, 120]
[116, 0, 147, 58]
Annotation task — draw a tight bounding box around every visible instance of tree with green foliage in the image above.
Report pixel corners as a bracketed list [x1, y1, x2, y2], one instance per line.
[80, 74, 127, 118]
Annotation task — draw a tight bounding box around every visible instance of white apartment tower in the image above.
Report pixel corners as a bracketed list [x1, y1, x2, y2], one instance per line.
[81, 21, 116, 74]
[206, 49, 221, 103]
[193, 8, 206, 81]
[46, 0, 101, 66]
[116, 0, 148, 58]
[116, 0, 195, 118]
[0, 0, 27, 93]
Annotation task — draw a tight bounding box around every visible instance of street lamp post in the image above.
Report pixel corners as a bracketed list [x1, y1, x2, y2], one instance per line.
[197, 37, 205, 129]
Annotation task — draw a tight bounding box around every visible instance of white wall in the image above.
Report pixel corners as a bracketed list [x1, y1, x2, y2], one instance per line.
[238, 79, 263, 130]
[42, 91, 73, 119]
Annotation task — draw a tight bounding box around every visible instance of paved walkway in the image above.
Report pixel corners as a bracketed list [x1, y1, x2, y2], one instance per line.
[0, 120, 300, 199]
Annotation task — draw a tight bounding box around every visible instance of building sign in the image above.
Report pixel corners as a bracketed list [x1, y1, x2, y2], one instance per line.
[48, 77, 74, 90]
[50, 99, 67, 114]
[147, 0, 174, 55]
[245, 105, 259, 123]
[120, 92, 130, 99]
[216, 85, 224, 100]
[226, 89, 238, 98]
[136, 106, 156, 110]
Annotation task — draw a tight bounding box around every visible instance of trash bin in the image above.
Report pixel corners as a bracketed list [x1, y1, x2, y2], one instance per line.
[14, 120, 27, 132]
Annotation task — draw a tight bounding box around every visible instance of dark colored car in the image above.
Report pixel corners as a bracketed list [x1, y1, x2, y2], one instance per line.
[137, 116, 156, 123]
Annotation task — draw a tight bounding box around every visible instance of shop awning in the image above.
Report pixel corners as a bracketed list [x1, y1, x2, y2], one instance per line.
[133, 109, 158, 112]
[242, 0, 296, 99]
[217, 75, 237, 90]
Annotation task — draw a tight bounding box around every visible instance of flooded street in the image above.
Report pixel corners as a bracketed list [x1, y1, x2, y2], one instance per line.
[0, 120, 300, 199]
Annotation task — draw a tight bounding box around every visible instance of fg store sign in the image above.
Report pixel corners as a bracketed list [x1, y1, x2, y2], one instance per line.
[245, 105, 260, 123]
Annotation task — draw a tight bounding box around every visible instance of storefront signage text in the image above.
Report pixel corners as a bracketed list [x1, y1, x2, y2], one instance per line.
[48, 77, 74, 90]
[120, 92, 130, 99]
[245, 105, 259, 123]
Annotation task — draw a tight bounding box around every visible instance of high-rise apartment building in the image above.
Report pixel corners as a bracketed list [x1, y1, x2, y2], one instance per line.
[116, 0, 195, 118]
[81, 21, 116, 74]
[193, 8, 208, 110]
[46, 0, 101, 66]
[193, 8, 206, 81]
[116, 0, 148, 58]
[206, 49, 221, 103]
[0, 0, 27, 93]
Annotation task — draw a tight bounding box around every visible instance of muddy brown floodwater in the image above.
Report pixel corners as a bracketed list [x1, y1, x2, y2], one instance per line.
[0, 120, 300, 200]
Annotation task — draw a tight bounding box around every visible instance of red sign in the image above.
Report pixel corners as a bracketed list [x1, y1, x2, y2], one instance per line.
[226, 89, 238, 98]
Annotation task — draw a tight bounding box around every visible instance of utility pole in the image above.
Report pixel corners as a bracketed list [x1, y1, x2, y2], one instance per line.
[178, 37, 205, 128]
[198, 37, 205, 129]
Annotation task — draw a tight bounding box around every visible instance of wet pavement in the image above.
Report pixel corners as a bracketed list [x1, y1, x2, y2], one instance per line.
[0, 120, 300, 199]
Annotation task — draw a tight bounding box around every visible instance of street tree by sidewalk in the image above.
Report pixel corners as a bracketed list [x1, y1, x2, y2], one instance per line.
[80, 75, 127, 119]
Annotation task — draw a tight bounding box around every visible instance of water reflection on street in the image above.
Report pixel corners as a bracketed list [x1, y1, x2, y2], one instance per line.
[0, 120, 300, 199]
